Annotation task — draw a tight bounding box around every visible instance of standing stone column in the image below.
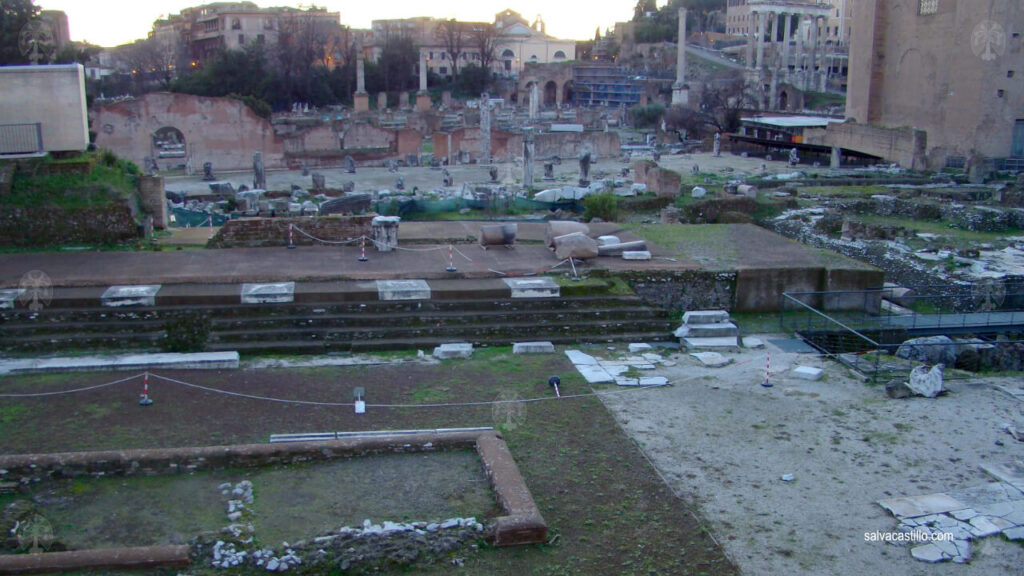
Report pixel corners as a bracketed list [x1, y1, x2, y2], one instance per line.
[522, 127, 535, 189]
[253, 152, 265, 190]
[755, 11, 766, 73]
[838, 0, 848, 45]
[672, 7, 689, 106]
[830, 146, 842, 169]
[809, 15, 819, 80]
[529, 83, 539, 120]
[353, 40, 369, 112]
[479, 92, 491, 164]
[782, 13, 793, 78]
[416, 51, 431, 111]
[746, 11, 755, 69]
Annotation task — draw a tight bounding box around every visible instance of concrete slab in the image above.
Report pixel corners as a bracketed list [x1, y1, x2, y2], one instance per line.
[503, 277, 560, 298]
[565, 350, 598, 365]
[0, 289, 24, 310]
[981, 462, 1024, 494]
[967, 515, 1004, 537]
[690, 352, 733, 367]
[683, 310, 729, 325]
[1004, 526, 1024, 540]
[433, 343, 473, 359]
[576, 364, 614, 384]
[678, 322, 738, 338]
[792, 366, 824, 381]
[628, 343, 652, 353]
[101, 285, 161, 307]
[878, 493, 967, 519]
[377, 279, 430, 301]
[597, 235, 620, 245]
[241, 282, 295, 304]
[512, 342, 555, 354]
[909, 543, 947, 563]
[0, 352, 240, 374]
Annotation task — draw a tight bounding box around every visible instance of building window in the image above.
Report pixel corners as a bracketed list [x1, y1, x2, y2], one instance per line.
[919, 0, 938, 15]
[238, 34, 244, 45]
[1009, 70, 1016, 78]
[553, 50, 566, 59]
[998, 89, 1005, 98]
[232, 18, 241, 30]
[257, 34, 265, 44]
[440, 66, 448, 75]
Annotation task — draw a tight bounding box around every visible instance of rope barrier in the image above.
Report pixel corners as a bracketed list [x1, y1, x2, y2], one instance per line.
[0, 372, 146, 398]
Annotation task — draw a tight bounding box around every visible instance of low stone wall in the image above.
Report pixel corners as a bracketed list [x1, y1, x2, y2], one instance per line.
[0, 430, 546, 573]
[735, 266, 885, 313]
[805, 122, 928, 169]
[207, 215, 375, 248]
[0, 546, 189, 574]
[607, 270, 736, 313]
[0, 203, 137, 247]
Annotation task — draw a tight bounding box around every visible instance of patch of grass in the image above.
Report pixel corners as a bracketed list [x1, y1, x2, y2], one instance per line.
[5, 152, 140, 210]
[797, 185, 892, 197]
[625, 223, 739, 267]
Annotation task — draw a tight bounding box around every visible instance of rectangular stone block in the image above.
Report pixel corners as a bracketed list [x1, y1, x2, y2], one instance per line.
[513, 342, 555, 354]
[503, 277, 559, 298]
[241, 282, 295, 304]
[433, 343, 473, 359]
[102, 285, 161, 307]
[377, 279, 430, 301]
[792, 365, 824, 381]
[622, 251, 652, 260]
[683, 310, 730, 325]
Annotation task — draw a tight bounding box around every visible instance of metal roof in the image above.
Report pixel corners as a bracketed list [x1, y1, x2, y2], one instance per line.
[740, 116, 844, 128]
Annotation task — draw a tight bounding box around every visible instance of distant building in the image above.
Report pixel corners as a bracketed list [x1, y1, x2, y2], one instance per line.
[0, 64, 88, 156]
[368, 9, 575, 79]
[845, 0, 1024, 166]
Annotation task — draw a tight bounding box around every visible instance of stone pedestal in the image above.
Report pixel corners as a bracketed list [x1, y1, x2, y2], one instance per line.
[416, 92, 432, 111]
[353, 92, 369, 112]
[671, 87, 689, 107]
[138, 175, 168, 229]
[376, 92, 387, 110]
[371, 216, 400, 252]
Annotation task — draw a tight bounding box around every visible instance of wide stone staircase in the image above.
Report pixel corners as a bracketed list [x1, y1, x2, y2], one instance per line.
[0, 279, 675, 356]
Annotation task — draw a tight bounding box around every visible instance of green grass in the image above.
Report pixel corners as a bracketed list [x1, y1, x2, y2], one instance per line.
[853, 214, 1019, 243]
[625, 223, 739, 266]
[5, 152, 140, 210]
[797, 185, 893, 197]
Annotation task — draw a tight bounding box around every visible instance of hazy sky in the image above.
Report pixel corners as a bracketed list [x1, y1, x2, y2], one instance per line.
[37, 0, 635, 47]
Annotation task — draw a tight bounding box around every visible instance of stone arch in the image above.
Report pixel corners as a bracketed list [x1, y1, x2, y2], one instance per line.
[562, 80, 576, 106]
[502, 49, 516, 73]
[553, 50, 566, 60]
[543, 81, 557, 107]
[778, 88, 789, 111]
[152, 126, 186, 159]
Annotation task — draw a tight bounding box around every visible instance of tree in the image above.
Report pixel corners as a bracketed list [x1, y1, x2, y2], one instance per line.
[53, 42, 100, 66]
[377, 36, 417, 93]
[665, 72, 756, 138]
[434, 18, 467, 86]
[467, 22, 498, 74]
[632, 0, 658, 22]
[0, 0, 40, 65]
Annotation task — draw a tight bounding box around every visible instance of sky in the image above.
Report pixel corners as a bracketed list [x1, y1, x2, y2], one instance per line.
[36, 0, 637, 47]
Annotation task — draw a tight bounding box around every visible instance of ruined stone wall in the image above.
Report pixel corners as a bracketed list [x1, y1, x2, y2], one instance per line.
[846, 0, 1024, 164]
[341, 123, 394, 151]
[93, 93, 286, 172]
[602, 269, 736, 313]
[0, 203, 137, 247]
[138, 176, 168, 229]
[208, 215, 375, 248]
[534, 131, 620, 160]
[805, 122, 926, 169]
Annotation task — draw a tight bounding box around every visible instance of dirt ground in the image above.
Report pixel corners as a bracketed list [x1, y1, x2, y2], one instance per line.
[596, 338, 1024, 575]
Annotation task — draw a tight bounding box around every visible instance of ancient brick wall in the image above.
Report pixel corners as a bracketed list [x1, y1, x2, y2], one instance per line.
[208, 215, 375, 248]
[0, 203, 137, 247]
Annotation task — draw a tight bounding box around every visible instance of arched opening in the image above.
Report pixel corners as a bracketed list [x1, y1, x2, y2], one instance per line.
[553, 50, 566, 60]
[543, 81, 557, 107]
[502, 49, 515, 73]
[778, 89, 789, 111]
[562, 80, 576, 106]
[152, 126, 186, 159]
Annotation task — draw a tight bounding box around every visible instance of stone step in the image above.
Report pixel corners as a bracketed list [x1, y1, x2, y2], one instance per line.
[674, 322, 738, 338]
[682, 310, 730, 325]
[682, 336, 739, 349]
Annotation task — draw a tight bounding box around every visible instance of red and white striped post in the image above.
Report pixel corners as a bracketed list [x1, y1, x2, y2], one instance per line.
[358, 235, 368, 262]
[286, 223, 296, 249]
[446, 244, 457, 272]
[139, 372, 154, 405]
[762, 353, 773, 388]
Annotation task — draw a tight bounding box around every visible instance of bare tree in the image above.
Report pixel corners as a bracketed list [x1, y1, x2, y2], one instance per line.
[665, 73, 756, 137]
[434, 18, 467, 85]
[467, 22, 499, 74]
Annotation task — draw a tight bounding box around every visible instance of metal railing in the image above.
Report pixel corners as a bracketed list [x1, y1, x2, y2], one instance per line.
[0, 123, 43, 155]
[780, 284, 1024, 382]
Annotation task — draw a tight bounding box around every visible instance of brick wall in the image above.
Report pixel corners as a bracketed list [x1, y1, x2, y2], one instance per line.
[0, 203, 137, 247]
[208, 215, 375, 248]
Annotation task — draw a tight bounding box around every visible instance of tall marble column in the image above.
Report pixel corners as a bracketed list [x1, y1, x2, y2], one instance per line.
[529, 83, 538, 120]
[522, 127, 535, 189]
[353, 40, 369, 112]
[672, 7, 689, 106]
[416, 51, 431, 111]
[755, 10, 766, 72]
[782, 13, 793, 75]
[479, 92, 491, 164]
[746, 11, 755, 69]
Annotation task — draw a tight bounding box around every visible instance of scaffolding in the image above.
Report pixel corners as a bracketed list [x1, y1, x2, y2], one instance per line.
[572, 66, 645, 108]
